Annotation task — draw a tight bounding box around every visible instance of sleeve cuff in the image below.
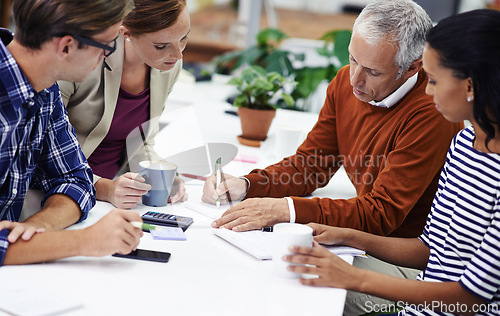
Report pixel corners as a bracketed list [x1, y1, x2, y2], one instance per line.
[0, 229, 10, 267]
[284, 197, 296, 223]
[42, 183, 95, 223]
[240, 177, 251, 198]
[92, 174, 101, 185]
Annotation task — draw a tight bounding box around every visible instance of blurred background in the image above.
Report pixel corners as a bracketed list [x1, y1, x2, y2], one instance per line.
[1, 0, 498, 112]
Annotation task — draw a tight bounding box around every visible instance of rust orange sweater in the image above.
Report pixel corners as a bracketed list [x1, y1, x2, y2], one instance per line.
[245, 66, 462, 237]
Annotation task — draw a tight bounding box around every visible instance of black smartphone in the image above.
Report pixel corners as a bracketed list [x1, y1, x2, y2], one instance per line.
[112, 249, 171, 263]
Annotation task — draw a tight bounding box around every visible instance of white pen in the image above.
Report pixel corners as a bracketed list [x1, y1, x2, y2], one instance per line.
[215, 157, 222, 208]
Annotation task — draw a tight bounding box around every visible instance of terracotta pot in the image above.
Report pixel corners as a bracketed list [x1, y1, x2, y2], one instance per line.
[238, 107, 276, 141]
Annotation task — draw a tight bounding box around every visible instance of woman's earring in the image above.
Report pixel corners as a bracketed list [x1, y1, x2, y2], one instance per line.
[467, 96, 472, 102]
[126, 37, 131, 42]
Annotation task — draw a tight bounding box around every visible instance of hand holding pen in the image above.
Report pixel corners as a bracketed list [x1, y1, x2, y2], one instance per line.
[215, 158, 222, 207]
[220, 167, 233, 207]
[201, 163, 248, 206]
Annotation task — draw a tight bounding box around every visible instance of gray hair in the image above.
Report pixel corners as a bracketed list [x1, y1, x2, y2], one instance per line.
[353, 0, 433, 77]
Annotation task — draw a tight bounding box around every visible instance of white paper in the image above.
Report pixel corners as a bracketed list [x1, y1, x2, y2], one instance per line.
[150, 227, 187, 241]
[326, 246, 367, 257]
[183, 200, 228, 220]
[0, 274, 83, 316]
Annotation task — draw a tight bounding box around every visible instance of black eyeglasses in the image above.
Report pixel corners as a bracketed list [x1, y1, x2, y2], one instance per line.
[53, 33, 117, 57]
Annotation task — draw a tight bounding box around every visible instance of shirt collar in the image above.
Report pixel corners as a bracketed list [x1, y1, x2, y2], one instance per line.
[0, 28, 13, 46]
[368, 72, 418, 108]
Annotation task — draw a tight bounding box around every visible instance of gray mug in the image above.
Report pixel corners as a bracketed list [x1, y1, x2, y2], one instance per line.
[139, 160, 177, 207]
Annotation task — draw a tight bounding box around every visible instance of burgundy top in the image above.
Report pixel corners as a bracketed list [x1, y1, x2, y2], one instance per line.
[88, 88, 150, 179]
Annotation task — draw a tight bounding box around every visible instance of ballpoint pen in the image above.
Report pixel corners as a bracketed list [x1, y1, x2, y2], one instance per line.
[220, 168, 233, 207]
[215, 157, 222, 207]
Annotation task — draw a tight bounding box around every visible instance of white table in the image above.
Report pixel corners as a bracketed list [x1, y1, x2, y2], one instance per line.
[0, 80, 357, 316]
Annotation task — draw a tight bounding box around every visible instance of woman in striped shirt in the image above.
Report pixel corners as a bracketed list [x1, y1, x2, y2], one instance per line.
[284, 9, 500, 316]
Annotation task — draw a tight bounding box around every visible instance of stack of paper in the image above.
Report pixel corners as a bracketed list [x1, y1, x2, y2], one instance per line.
[327, 245, 367, 257]
[150, 227, 187, 241]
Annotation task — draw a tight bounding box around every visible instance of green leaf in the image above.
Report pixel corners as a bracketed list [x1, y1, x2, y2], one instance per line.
[233, 94, 248, 108]
[240, 46, 265, 66]
[241, 68, 258, 83]
[256, 28, 289, 47]
[333, 30, 352, 66]
[227, 77, 243, 87]
[227, 65, 295, 110]
[267, 72, 282, 83]
[316, 29, 352, 65]
[255, 78, 274, 91]
[251, 65, 267, 76]
[282, 93, 294, 106]
[292, 67, 327, 99]
[262, 51, 294, 76]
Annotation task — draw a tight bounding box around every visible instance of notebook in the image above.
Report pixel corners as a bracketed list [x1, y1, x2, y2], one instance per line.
[212, 228, 366, 260]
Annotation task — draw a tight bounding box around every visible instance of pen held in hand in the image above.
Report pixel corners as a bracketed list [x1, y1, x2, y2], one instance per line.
[215, 158, 222, 208]
[220, 169, 233, 207]
[130, 221, 158, 231]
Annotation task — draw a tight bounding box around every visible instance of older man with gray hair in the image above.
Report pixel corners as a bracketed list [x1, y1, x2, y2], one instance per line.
[204, 0, 462, 313]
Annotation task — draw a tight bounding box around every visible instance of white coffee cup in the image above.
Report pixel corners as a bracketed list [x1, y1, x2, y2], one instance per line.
[272, 223, 313, 278]
[275, 125, 306, 159]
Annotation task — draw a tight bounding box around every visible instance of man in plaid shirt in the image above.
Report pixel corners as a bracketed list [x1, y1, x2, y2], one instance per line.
[0, 0, 144, 266]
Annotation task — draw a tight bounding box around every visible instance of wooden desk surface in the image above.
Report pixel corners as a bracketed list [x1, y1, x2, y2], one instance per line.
[185, 5, 358, 63]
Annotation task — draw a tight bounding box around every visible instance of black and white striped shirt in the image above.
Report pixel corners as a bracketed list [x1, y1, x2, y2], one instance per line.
[407, 127, 500, 315]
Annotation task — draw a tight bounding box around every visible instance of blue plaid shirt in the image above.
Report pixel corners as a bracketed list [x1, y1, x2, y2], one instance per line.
[0, 229, 8, 266]
[0, 32, 95, 226]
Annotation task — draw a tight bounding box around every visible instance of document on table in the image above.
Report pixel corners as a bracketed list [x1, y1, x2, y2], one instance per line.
[183, 200, 229, 220]
[212, 228, 366, 260]
[0, 273, 84, 316]
[326, 245, 367, 257]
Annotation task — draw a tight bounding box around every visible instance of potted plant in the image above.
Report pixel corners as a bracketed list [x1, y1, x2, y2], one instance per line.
[212, 28, 351, 111]
[227, 65, 295, 146]
[212, 28, 300, 77]
[291, 29, 351, 106]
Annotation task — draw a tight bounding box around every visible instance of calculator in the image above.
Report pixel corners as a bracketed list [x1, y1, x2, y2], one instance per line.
[141, 211, 194, 231]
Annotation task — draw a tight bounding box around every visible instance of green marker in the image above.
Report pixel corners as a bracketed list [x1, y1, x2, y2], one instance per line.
[131, 221, 158, 231]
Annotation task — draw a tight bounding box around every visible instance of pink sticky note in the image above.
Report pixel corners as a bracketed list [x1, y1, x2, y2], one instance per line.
[233, 154, 258, 164]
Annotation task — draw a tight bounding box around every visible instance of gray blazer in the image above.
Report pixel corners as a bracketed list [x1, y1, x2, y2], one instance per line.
[58, 35, 182, 183]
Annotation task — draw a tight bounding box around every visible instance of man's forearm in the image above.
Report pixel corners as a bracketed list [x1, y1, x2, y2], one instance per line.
[23, 194, 81, 230]
[3, 229, 84, 265]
